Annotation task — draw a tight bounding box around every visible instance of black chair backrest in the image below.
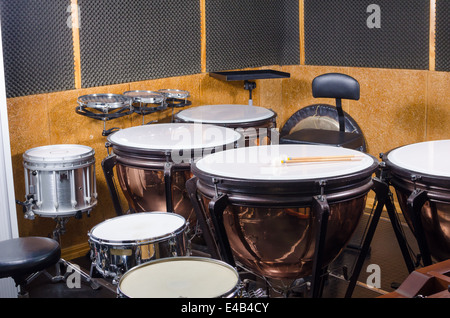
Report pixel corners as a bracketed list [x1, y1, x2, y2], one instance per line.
[312, 73, 360, 100]
[312, 73, 360, 132]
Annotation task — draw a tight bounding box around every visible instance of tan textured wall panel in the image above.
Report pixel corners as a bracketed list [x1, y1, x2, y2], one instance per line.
[426, 71, 450, 141]
[345, 68, 428, 157]
[7, 94, 55, 241]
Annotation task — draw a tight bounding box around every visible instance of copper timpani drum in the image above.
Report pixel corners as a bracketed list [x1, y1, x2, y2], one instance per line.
[383, 140, 450, 262]
[188, 144, 378, 285]
[117, 256, 240, 298]
[88, 212, 188, 281]
[21, 144, 97, 219]
[174, 104, 277, 146]
[103, 123, 242, 237]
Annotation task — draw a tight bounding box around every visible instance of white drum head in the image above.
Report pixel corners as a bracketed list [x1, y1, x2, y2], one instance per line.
[90, 212, 186, 243]
[195, 144, 376, 181]
[176, 104, 275, 124]
[24, 144, 94, 165]
[119, 257, 239, 298]
[108, 123, 241, 151]
[387, 140, 450, 177]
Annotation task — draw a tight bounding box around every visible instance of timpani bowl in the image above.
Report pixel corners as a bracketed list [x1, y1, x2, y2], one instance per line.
[190, 144, 379, 279]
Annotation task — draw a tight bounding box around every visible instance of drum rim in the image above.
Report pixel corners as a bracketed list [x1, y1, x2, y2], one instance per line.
[88, 212, 187, 246]
[383, 144, 450, 187]
[77, 93, 132, 109]
[192, 164, 377, 202]
[117, 256, 240, 298]
[174, 104, 277, 126]
[23, 144, 95, 165]
[30, 204, 97, 217]
[191, 147, 379, 195]
[123, 90, 165, 103]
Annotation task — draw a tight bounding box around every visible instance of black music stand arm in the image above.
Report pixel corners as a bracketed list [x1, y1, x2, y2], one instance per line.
[311, 194, 330, 298]
[407, 189, 432, 266]
[185, 177, 221, 260]
[244, 80, 256, 106]
[208, 193, 236, 267]
[101, 154, 124, 216]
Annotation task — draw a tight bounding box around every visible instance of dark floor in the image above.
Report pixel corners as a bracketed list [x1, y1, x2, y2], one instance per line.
[23, 208, 419, 299]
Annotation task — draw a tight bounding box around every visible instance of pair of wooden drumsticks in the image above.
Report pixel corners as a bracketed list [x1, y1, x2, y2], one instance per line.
[280, 155, 364, 164]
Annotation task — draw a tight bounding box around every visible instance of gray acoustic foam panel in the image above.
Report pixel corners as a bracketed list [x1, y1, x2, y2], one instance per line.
[0, 0, 75, 98]
[205, 0, 299, 72]
[304, 0, 429, 70]
[436, 0, 450, 72]
[78, 0, 201, 88]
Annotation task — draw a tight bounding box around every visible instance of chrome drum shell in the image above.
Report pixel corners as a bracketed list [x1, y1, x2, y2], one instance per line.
[22, 144, 97, 217]
[88, 212, 188, 279]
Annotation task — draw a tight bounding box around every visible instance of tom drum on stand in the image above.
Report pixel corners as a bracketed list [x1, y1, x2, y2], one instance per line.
[76, 93, 133, 136]
[88, 212, 188, 281]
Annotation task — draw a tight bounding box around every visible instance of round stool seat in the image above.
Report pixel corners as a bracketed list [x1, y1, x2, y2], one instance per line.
[0, 237, 61, 280]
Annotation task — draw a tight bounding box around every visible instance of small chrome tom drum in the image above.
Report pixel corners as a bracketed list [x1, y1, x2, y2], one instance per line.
[89, 212, 188, 280]
[158, 89, 191, 108]
[117, 256, 240, 298]
[123, 90, 166, 124]
[174, 104, 277, 146]
[189, 144, 378, 280]
[22, 144, 97, 218]
[76, 93, 133, 119]
[383, 140, 450, 262]
[76, 94, 133, 136]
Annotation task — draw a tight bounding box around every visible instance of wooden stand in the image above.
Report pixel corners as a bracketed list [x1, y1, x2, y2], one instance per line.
[380, 260, 450, 298]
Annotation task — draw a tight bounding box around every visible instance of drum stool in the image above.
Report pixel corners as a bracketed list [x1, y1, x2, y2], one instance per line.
[280, 73, 366, 152]
[0, 237, 60, 297]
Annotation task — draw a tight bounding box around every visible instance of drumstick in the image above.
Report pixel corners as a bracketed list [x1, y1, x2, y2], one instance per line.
[281, 155, 364, 163]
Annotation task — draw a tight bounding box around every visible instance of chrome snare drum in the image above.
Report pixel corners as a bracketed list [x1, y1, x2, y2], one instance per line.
[117, 256, 240, 298]
[22, 144, 97, 218]
[188, 144, 378, 282]
[89, 212, 188, 280]
[383, 140, 450, 262]
[175, 104, 277, 146]
[103, 123, 242, 236]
